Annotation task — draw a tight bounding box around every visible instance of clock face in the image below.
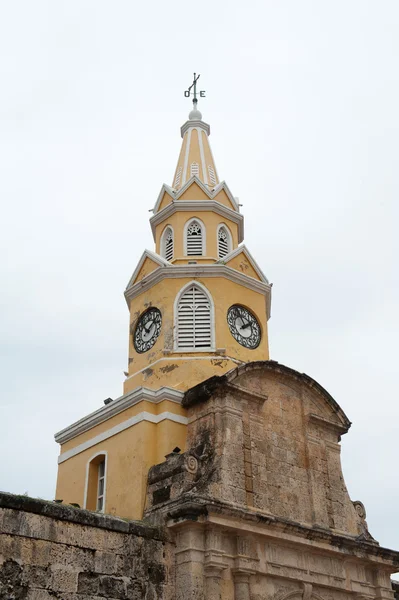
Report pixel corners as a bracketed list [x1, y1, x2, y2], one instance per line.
[227, 305, 261, 349]
[133, 308, 162, 353]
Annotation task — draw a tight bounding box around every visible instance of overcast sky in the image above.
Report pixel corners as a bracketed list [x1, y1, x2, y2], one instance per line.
[1, 0, 398, 559]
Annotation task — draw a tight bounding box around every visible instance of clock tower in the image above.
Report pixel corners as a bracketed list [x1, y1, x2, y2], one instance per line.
[54, 90, 272, 519]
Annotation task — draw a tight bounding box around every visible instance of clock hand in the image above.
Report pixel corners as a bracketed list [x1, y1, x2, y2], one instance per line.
[144, 322, 153, 333]
[241, 321, 252, 329]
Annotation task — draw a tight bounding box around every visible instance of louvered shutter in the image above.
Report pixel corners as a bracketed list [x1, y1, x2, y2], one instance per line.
[190, 162, 199, 177]
[177, 286, 212, 349]
[218, 227, 229, 258]
[208, 165, 216, 185]
[174, 167, 182, 188]
[164, 228, 173, 261]
[186, 221, 203, 256]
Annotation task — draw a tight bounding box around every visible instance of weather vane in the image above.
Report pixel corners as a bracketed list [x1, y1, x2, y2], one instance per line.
[184, 73, 206, 104]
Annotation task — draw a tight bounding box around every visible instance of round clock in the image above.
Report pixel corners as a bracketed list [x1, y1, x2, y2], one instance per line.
[227, 305, 261, 349]
[133, 307, 162, 353]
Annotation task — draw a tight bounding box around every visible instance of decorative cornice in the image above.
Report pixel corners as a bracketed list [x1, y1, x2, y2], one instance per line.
[124, 264, 272, 318]
[150, 200, 244, 242]
[125, 249, 171, 290]
[54, 386, 184, 445]
[57, 411, 188, 463]
[152, 176, 240, 216]
[217, 244, 269, 284]
[181, 119, 210, 137]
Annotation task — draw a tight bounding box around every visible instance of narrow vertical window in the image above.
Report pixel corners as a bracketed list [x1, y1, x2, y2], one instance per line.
[174, 166, 182, 188]
[97, 460, 105, 511]
[84, 452, 107, 512]
[176, 284, 212, 350]
[208, 165, 216, 186]
[190, 162, 199, 177]
[161, 226, 174, 261]
[217, 225, 231, 258]
[186, 220, 203, 256]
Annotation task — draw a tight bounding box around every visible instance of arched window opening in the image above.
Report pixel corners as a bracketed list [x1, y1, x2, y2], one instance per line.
[176, 284, 212, 350]
[190, 162, 199, 177]
[186, 220, 203, 256]
[85, 453, 107, 512]
[161, 226, 174, 261]
[218, 225, 231, 258]
[208, 165, 216, 186]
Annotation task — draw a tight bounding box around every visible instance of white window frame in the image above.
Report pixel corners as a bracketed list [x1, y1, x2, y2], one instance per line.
[160, 225, 174, 262]
[184, 217, 206, 256]
[217, 223, 232, 259]
[173, 280, 215, 352]
[83, 450, 108, 513]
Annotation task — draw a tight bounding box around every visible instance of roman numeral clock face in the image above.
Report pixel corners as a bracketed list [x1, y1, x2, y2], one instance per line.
[133, 308, 162, 353]
[227, 305, 261, 349]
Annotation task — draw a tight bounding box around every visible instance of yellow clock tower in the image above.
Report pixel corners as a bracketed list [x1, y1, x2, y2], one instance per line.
[55, 89, 272, 519]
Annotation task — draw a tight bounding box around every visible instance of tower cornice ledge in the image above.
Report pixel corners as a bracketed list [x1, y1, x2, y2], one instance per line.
[180, 119, 210, 136]
[124, 264, 272, 319]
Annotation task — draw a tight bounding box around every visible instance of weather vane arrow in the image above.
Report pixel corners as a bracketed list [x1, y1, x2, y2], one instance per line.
[184, 73, 206, 103]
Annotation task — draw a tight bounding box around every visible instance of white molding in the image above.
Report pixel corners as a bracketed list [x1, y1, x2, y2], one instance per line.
[181, 120, 210, 137]
[125, 355, 244, 381]
[125, 249, 171, 290]
[182, 128, 192, 186]
[183, 216, 206, 256]
[216, 223, 233, 258]
[196, 127, 208, 185]
[153, 184, 175, 214]
[152, 177, 240, 215]
[150, 200, 244, 243]
[173, 280, 215, 352]
[206, 130, 219, 183]
[124, 264, 272, 320]
[160, 224, 174, 261]
[54, 386, 184, 445]
[83, 450, 108, 511]
[216, 244, 269, 284]
[58, 412, 188, 464]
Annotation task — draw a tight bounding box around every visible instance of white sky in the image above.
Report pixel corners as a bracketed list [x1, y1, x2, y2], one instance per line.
[1, 0, 398, 559]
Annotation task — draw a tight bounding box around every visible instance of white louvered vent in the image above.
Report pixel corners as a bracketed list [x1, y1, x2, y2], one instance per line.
[190, 162, 199, 177]
[186, 221, 203, 256]
[208, 165, 216, 185]
[164, 228, 174, 261]
[218, 227, 230, 258]
[174, 167, 182, 188]
[176, 285, 212, 349]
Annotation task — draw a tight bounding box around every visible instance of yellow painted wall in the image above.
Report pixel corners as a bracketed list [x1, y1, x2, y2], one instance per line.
[226, 252, 262, 281]
[56, 411, 187, 520]
[125, 275, 269, 393]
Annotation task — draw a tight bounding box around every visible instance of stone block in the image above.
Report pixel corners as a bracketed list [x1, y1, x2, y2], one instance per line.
[50, 567, 78, 593]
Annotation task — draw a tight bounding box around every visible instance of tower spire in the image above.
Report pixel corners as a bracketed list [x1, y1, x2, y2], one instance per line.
[173, 74, 218, 189]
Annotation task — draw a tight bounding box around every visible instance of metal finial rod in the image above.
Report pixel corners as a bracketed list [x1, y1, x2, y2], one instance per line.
[184, 73, 206, 104]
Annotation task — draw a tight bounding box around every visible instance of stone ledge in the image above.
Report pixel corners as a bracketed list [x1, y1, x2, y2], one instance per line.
[0, 491, 167, 541]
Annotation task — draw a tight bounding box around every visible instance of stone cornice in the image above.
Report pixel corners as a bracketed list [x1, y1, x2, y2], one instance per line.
[54, 386, 184, 445]
[164, 498, 399, 565]
[124, 264, 272, 318]
[150, 199, 244, 242]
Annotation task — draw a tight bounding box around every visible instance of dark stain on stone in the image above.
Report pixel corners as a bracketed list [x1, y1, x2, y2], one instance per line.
[143, 368, 154, 380]
[211, 359, 227, 368]
[0, 560, 28, 600]
[160, 364, 178, 374]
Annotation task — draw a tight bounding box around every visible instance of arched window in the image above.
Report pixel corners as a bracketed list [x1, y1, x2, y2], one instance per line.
[185, 219, 204, 256]
[161, 226, 174, 261]
[84, 452, 107, 512]
[175, 283, 213, 350]
[217, 225, 232, 258]
[190, 162, 199, 177]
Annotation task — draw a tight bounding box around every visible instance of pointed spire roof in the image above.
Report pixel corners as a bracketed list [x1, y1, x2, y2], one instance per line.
[172, 100, 219, 191]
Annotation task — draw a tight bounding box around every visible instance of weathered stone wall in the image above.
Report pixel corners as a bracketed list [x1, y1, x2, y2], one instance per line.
[0, 492, 174, 600]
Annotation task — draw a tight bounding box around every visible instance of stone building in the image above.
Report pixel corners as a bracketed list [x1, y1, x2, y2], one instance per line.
[1, 89, 398, 598]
